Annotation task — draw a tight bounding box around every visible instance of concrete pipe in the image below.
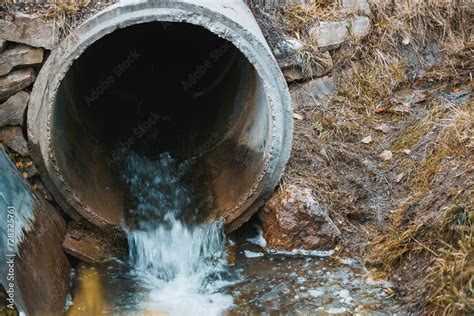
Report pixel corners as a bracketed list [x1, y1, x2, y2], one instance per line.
[27, 0, 293, 233]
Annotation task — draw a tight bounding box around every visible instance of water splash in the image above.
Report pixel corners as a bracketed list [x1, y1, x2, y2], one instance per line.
[121, 152, 234, 315]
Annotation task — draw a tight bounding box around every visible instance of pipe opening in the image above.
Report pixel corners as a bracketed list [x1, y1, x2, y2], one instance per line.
[53, 22, 271, 227]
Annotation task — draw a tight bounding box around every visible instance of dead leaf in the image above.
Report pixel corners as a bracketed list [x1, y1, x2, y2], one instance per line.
[293, 113, 304, 120]
[22, 172, 28, 179]
[395, 173, 404, 183]
[375, 123, 391, 134]
[375, 105, 392, 113]
[361, 135, 372, 144]
[393, 103, 411, 113]
[379, 150, 393, 161]
[411, 90, 427, 103]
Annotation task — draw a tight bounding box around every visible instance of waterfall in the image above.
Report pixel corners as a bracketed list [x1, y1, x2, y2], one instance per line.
[121, 152, 234, 315]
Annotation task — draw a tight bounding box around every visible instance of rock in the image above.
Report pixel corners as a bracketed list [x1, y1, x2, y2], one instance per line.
[374, 123, 391, 134]
[0, 39, 6, 53]
[302, 75, 336, 101]
[273, 35, 334, 83]
[0, 91, 30, 127]
[0, 126, 29, 156]
[283, 51, 333, 82]
[0, 146, 70, 315]
[0, 13, 58, 50]
[63, 223, 125, 263]
[63, 229, 106, 264]
[0, 68, 35, 101]
[309, 17, 371, 51]
[310, 21, 349, 51]
[351, 16, 371, 38]
[259, 185, 341, 250]
[273, 37, 304, 66]
[341, 0, 371, 15]
[0, 45, 44, 76]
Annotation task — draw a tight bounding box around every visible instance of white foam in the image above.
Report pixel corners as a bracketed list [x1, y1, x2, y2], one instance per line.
[244, 250, 264, 258]
[246, 225, 267, 248]
[308, 289, 324, 298]
[327, 307, 347, 314]
[268, 248, 334, 257]
[146, 275, 234, 316]
[336, 289, 354, 304]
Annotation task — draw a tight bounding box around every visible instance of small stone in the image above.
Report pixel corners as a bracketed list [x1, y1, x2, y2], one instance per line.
[351, 16, 371, 38]
[0, 126, 29, 156]
[395, 173, 404, 183]
[0, 39, 6, 53]
[379, 150, 393, 161]
[403, 149, 412, 155]
[0, 44, 44, 76]
[309, 17, 370, 51]
[374, 123, 391, 133]
[273, 36, 304, 60]
[283, 51, 333, 82]
[361, 135, 372, 144]
[303, 75, 335, 101]
[0, 91, 30, 127]
[63, 228, 107, 264]
[310, 21, 349, 51]
[0, 13, 58, 50]
[0, 68, 35, 101]
[341, 0, 371, 15]
[259, 185, 341, 250]
[293, 113, 304, 120]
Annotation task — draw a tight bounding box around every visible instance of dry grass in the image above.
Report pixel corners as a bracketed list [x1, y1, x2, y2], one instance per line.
[0, 0, 116, 38]
[371, 100, 473, 312]
[335, 53, 407, 113]
[43, 0, 116, 38]
[429, 203, 473, 315]
[373, 221, 432, 266]
[370, 0, 472, 54]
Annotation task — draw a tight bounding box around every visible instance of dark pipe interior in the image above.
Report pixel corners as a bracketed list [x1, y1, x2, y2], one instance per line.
[53, 22, 270, 227]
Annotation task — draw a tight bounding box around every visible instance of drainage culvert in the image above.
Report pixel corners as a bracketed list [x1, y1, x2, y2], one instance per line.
[27, 1, 292, 232]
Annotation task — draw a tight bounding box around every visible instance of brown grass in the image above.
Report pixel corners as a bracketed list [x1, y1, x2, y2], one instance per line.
[0, 0, 116, 38]
[429, 204, 473, 315]
[370, 0, 472, 54]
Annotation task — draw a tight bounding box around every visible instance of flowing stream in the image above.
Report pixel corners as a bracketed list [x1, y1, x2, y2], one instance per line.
[66, 152, 399, 315]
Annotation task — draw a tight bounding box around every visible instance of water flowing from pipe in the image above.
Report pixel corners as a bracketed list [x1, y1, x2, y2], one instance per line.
[121, 152, 235, 315]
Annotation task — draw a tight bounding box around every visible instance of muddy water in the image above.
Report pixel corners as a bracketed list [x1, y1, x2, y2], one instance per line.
[66, 152, 398, 315]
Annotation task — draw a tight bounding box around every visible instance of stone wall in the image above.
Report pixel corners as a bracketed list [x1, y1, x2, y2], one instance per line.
[0, 13, 56, 159]
[270, 0, 371, 107]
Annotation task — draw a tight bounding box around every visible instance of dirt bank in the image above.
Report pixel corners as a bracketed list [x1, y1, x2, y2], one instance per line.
[252, 0, 472, 313]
